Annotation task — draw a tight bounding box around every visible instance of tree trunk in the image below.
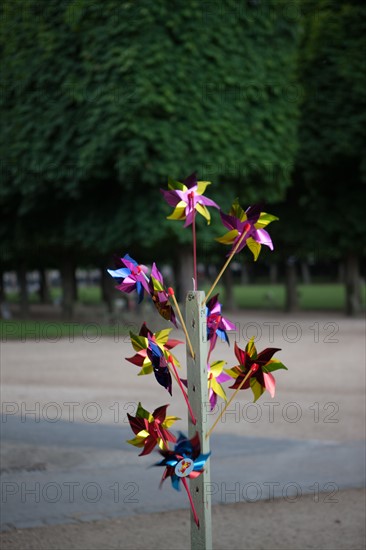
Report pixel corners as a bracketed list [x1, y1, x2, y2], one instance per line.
[73, 268, 78, 302]
[285, 258, 299, 312]
[60, 258, 75, 319]
[176, 247, 194, 302]
[101, 265, 115, 313]
[301, 261, 311, 284]
[39, 268, 51, 304]
[241, 263, 250, 285]
[223, 267, 234, 310]
[337, 261, 345, 284]
[0, 270, 5, 303]
[269, 263, 278, 285]
[344, 252, 361, 316]
[17, 264, 29, 317]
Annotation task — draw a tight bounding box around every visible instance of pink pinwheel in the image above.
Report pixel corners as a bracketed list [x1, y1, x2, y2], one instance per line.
[107, 254, 150, 303]
[225, 338, 288, 401]
[217, 199, 278, 261]
[127, 402, 179, 456]
[161, 172, 219, 227]
[207, 360, 231, 411]
[149, 263, 177, 327]
[206, 294, 236, 358]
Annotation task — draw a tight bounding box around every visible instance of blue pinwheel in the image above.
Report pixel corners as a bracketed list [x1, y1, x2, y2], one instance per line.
[147, 337, 173, 395]
[155, 432, 210, 526]
[107, 253, 150, 303]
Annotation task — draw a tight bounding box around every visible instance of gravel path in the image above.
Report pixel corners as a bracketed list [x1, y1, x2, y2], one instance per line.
[1, 311, 365, 549]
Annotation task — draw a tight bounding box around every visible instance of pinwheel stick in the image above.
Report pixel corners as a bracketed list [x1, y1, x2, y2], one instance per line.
[204, 223, 251, 305]
[182, 477, 200, 528]
[192, 210, 197, 291]
[206, 367, 253, 439]
[168, 288, 195, 359]
[168, 357, 196, 426]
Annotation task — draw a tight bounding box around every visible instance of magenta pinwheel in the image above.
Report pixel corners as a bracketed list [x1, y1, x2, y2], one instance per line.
[206, 293, 236, 358]
[149, 263, 178, 327]
[127, 403, 179, 456]
[225, 338, 288, 401]
[217, 199, 278, 260]
[107, 253, 150, 303]
[161, 172, 219, 227]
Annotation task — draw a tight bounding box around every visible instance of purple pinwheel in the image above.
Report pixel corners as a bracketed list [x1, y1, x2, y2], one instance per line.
[149, 263, 177, 327]
[107, 254, 150, 303]
[206, 294, 236, 358]
[161, 172, 219, 227]
[217, 199, 278, 261]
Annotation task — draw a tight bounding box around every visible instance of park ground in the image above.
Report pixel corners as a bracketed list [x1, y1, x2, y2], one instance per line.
[0, 310, 365, 549]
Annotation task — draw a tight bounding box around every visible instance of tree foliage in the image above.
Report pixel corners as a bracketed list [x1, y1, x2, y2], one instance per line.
[296, 0, 366, 254]
[1, 0, 301, 268]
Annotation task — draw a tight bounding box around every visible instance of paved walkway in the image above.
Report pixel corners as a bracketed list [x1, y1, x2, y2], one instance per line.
[1, 311, 365, 548]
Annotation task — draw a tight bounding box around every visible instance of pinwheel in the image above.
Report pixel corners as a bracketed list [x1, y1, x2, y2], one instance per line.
[161, 172, 220, 288]
[161, 172, 219, 228]
[149, 263, 177, 327]
[225, 338, 288, 401]
[127, 402, 179, 455]
[216, 199, 278, 261]
[206, 294, 236, 358]
[155, 432, 211, 526]
[147, 337, 173, 395]
[207, 360, 231, 411]
[107, 254, 150, 303]
[126, 324, 196, 423]
[126, 323, 182, 376]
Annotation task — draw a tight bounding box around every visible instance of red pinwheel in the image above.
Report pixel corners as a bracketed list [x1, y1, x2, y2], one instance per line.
[149, 263, 178, 327]
[206, 294, 236, 358]
[155, 432, 210, 526]
[127, 402, 179, 456]
[107, 254, 150, 303]
[226, 338, 288, 401]
[217, 199, 278, 261]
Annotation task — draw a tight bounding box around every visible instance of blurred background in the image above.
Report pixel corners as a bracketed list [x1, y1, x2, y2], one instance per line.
[0, 0, 365, 328]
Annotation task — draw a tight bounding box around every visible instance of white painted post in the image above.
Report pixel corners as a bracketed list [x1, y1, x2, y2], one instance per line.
[186, 291, 212, 550]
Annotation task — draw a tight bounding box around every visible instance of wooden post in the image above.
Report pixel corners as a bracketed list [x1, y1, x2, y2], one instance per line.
[186, 291, 212, 550]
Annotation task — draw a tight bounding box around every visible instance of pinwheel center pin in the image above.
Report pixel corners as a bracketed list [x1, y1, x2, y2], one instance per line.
[175, 457, 195, 478]
[251, 363, 259, 373]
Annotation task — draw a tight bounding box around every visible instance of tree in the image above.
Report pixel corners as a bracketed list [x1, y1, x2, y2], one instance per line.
[295, 0, 366, 315]
[1, 1, 301, 311]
